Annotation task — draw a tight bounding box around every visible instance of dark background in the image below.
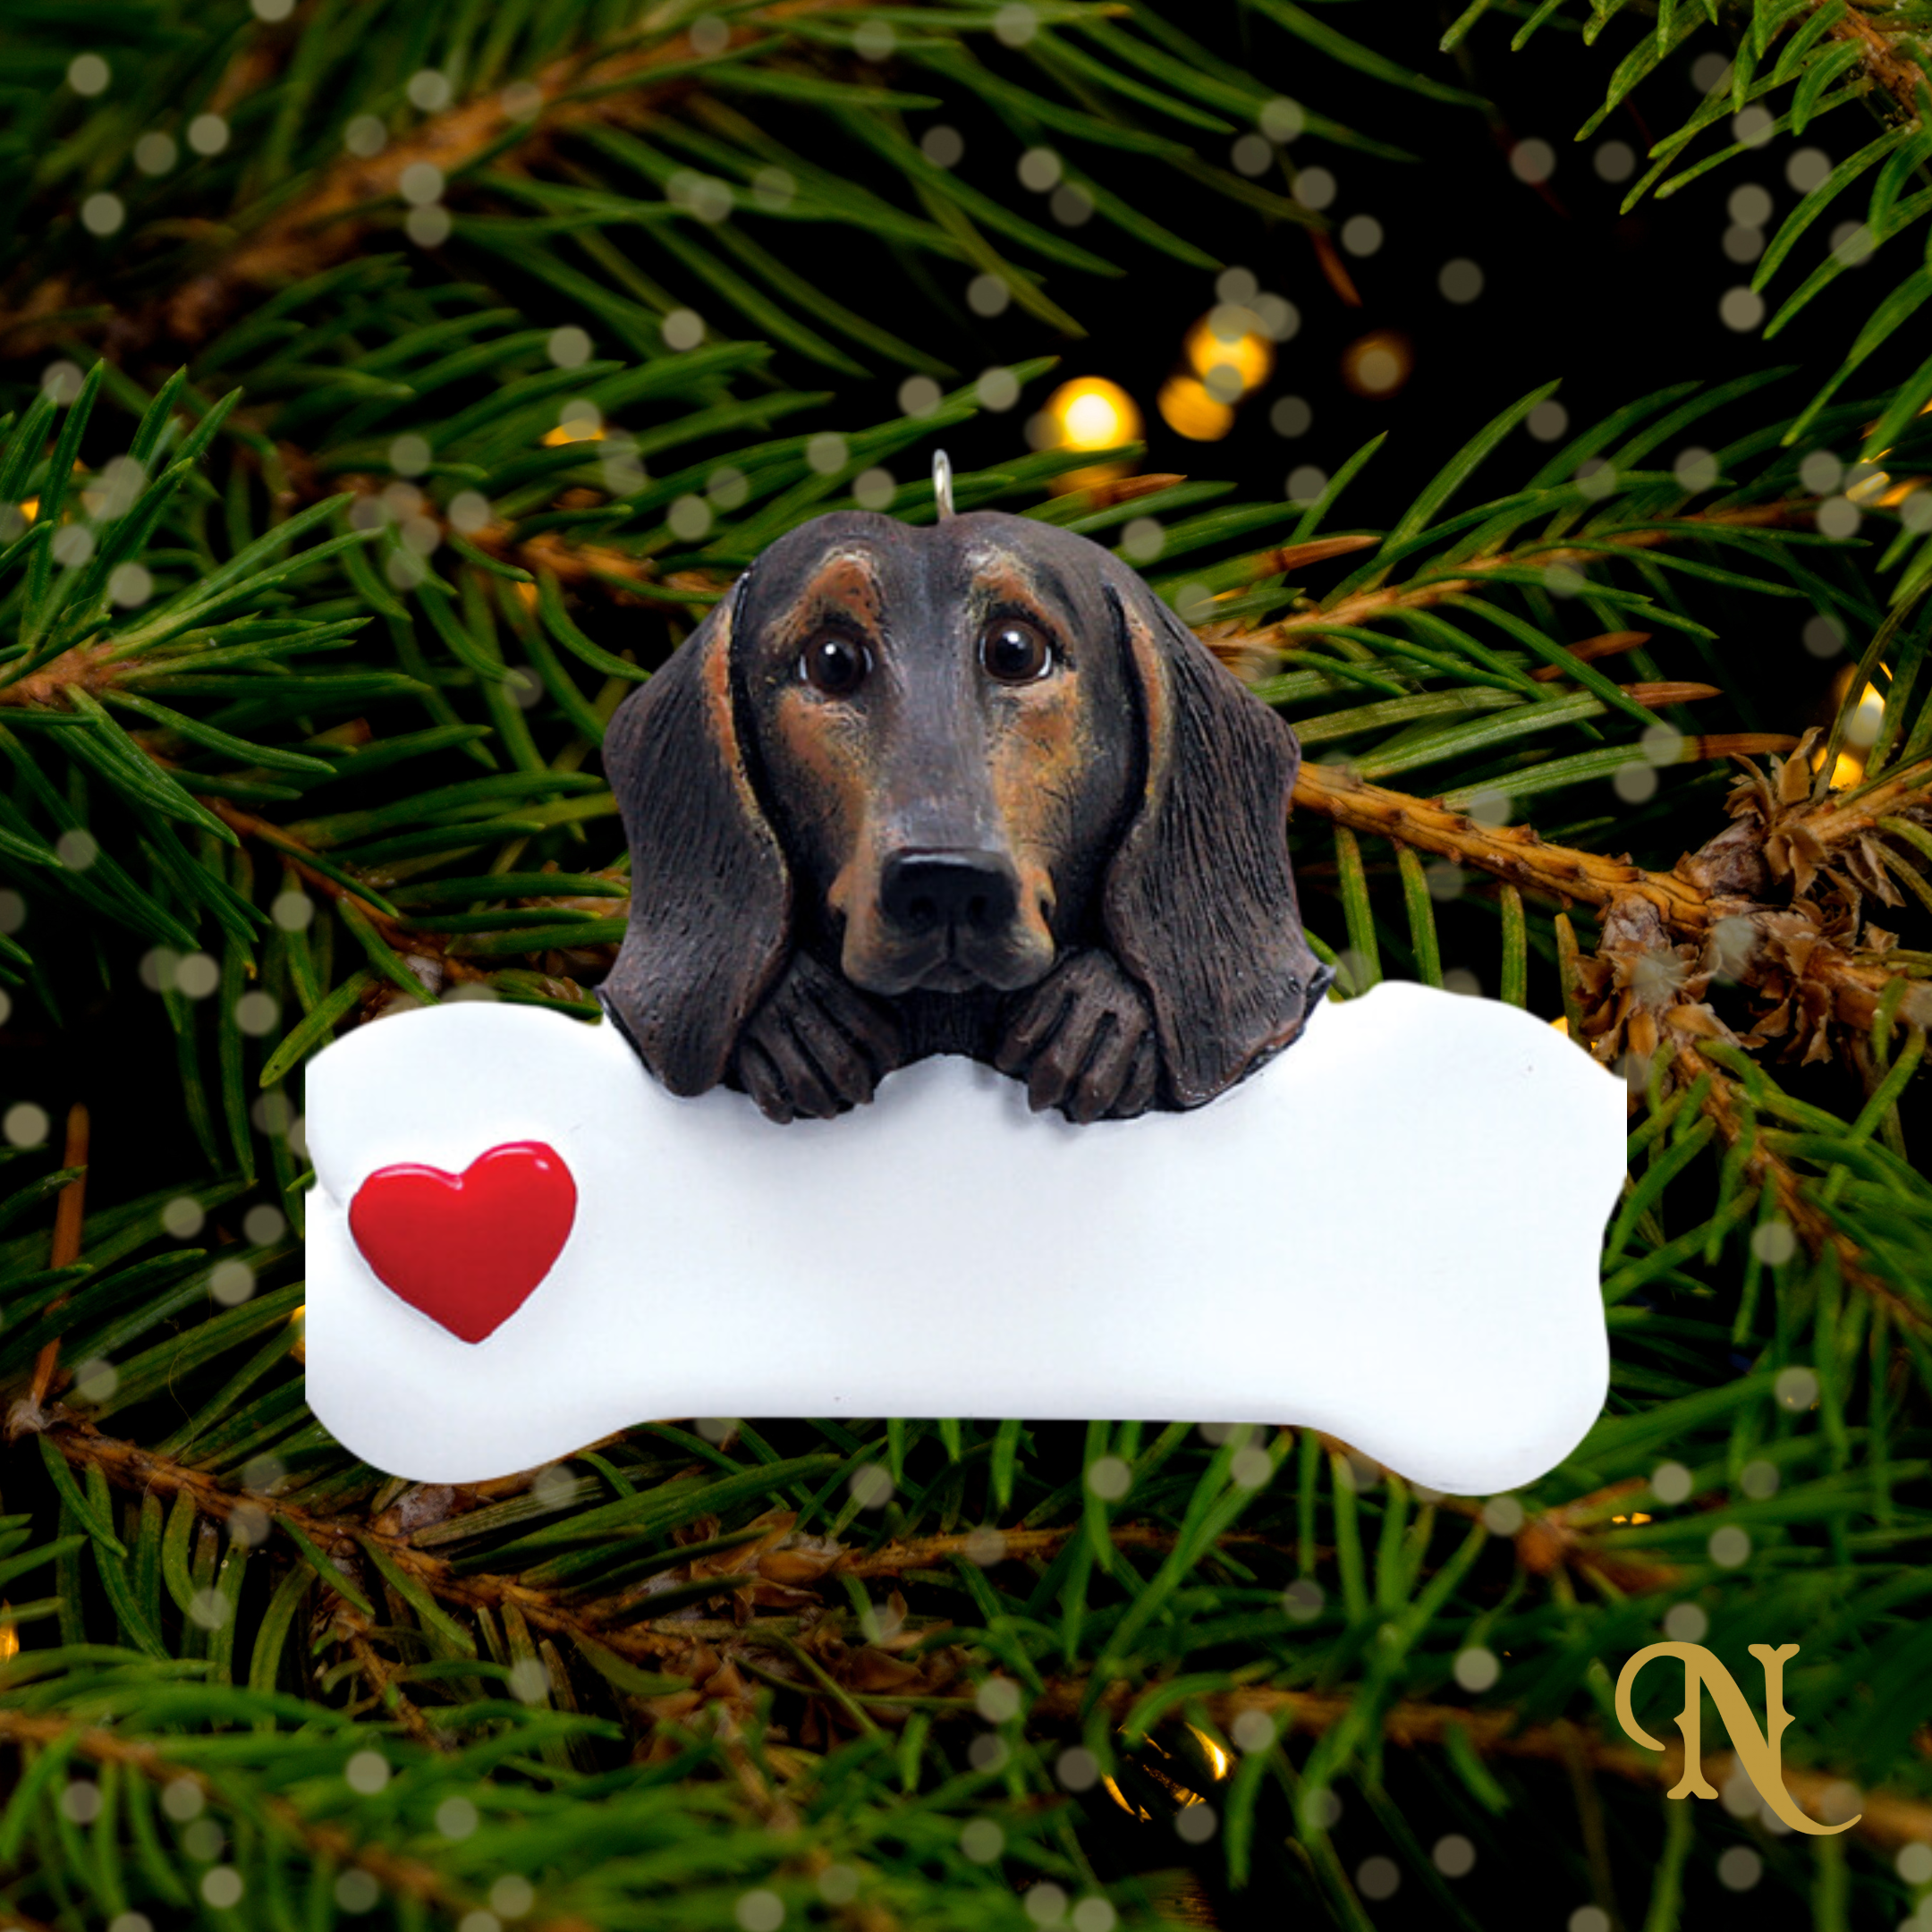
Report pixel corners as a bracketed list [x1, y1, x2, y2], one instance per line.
[923, 0, 1880, 739]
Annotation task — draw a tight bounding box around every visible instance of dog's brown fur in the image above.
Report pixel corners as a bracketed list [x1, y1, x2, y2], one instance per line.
[600, 510, 1332, 1122]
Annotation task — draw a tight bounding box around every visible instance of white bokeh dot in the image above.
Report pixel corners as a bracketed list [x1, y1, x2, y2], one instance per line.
[818, 1866, 860, 1905]
[1663, 1601, 1708, 1642]
[960, 1818, 1004, 1863]
[407, 69, 453, 112]
[849, 1462, 893, 1509]
[1174, 1803, 1216, 1844]
[1453, 1645, 1499, 1692]
[1775, 1365, 1819, 1410]
[967, 274, 1011, 318]
[1894, 1842, 1932, 1885]
[1259, 97, 1303, 142]
[1651, 1461, 1693, 1504]
[1480, 1496, 1523, 1535]
[1292, 166, 1335, 211]
[335, 1869, 381, 1912]
[1708, 1524, 1751, 1567]
[162, 1196, 205, 1239]
[735, 1891, 783, 1932]
[243, 1203, 286, 1246]
[1509, 139, 1555, 184]
[1357, 1857, 1400, 1900]
[1716, 1845, 1762, 1891]
[1283, 1578, 1324, 1623]
[1721, 286, 1765, 332]
[1787, 148, 1831, 193]
[234, 990, 279, 1037]
[406, 205, 452, 247]
[201, 1869, 243, 1910]
[1231, 134, 1272, 177]
[1341, 214, 1383, 257]
[209, 1259, 256, 1307]
[1594, 140, 1634, 182]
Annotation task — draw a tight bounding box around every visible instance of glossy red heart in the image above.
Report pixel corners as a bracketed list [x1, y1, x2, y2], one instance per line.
[348, 1142, 576, 1343]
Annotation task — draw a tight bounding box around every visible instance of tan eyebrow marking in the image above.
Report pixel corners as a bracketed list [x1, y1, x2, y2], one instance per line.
[962, 545, 1072, 649]
[772, 546, 884, 641]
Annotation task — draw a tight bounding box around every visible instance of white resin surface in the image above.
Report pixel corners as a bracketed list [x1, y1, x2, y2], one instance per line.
[305, 982, 1623, 1494]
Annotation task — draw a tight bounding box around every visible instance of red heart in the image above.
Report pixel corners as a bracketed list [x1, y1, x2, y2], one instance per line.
[348, 1142, 576, 1343]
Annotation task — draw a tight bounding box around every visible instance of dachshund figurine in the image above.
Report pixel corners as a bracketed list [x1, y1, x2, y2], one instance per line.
[598, 506, 1334, 1123]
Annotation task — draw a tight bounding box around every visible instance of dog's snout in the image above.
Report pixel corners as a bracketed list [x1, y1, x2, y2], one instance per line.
[879, 849, 1019, 936]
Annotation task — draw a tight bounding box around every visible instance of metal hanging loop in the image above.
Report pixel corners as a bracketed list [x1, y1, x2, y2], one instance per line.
[933, 449, 955, 521]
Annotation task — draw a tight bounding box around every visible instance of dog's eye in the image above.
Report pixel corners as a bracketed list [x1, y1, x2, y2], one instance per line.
[799, 633, 869, 696]
[980, 620, 1054, 683]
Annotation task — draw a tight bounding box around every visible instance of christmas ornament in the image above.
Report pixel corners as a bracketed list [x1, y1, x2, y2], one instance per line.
[305, 469, 1625, 1490]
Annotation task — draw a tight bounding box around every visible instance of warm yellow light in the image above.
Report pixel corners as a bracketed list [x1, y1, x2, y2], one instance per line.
[1828, 665, 1886, 789]
[1102, 1775, 1151, 1821]
[1045, 377, 1141, 453]
[1157, 375, 1233, 443]
[542, 422, 607, 447]
[1551, 1015, 1569, 1034]
[1341, 330, 1414, 399]
[1188, 1726, 1233, 1779]
[1184, 308, 1273, 402]
[0, 1616, 14, 1662]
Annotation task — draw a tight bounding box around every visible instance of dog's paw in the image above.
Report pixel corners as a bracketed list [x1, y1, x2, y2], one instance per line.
[995, 949, 1160, 1123]
[733, 953, 904, 1123]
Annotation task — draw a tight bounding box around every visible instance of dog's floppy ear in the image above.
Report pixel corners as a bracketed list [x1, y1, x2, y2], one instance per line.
[599, 580, 791, 1096]
[1100, 566, 1331, 1108]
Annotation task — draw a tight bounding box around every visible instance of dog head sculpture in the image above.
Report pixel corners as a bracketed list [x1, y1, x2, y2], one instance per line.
[599, 508, 1333, 1123]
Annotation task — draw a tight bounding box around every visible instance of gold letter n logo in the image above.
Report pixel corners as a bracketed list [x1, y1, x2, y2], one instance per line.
[1614, 1642, 1856, 1836]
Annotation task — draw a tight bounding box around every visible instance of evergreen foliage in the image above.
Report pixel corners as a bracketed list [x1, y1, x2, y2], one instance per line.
[1, 1, 1930, 1927]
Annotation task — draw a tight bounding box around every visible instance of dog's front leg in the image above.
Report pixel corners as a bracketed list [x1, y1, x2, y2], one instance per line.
[994, 948, 1160, 1123]
[731, 952, 905, 1123]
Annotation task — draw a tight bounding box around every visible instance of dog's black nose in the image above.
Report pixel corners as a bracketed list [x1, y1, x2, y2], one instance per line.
[880, 850, 1019, 934]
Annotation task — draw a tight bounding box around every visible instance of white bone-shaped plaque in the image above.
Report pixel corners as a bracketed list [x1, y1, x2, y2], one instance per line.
[304, 982, 1623, 1494]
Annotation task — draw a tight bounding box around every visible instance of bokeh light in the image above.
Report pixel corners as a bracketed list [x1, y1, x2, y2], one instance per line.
[1183, 306, 1275, 400]
[1341, 330, 1413, 398]
[1036, 377, 1142, 488]
[1157, 374, 1233, 442]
